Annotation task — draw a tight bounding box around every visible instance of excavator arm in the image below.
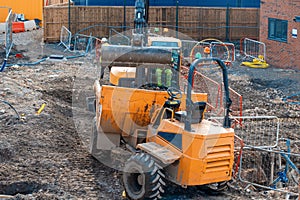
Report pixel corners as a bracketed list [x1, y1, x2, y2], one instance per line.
[133, 0, 149, 34]
[132, 0, 149, 46]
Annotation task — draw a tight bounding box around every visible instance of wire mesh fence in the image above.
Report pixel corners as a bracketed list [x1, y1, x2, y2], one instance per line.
[58, 26, 72, 51]
[5, 9, 13, 58]
[209, 116, 280, 148]
[238, 145, 299, 196]
[233, 116, 280, 148]
[243, 38, 266, 61]
[210, 116, 300, 196]
[208, 116, 299, 196]
[109, 28, 131, 46]
[181, 67, 242, 118]
[189, 41, 236, 65]
[181, 39, 198, 58]
[0, 8, 13, 59]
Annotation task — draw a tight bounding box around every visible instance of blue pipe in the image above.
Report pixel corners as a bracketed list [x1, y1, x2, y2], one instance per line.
[0, 59, 7, 72]
[0, 99, 20, 119]
[1, 35, 92, 71]
[65, 54, 85, 59]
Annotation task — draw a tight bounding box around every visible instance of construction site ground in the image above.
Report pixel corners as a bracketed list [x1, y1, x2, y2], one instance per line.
[0, 30, 299, 199]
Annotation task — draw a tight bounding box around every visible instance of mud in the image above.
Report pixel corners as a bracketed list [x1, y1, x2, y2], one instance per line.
[0, 30, 299, 199]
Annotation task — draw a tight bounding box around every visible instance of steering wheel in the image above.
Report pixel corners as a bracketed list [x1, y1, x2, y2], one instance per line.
[167, 87, 182, 100]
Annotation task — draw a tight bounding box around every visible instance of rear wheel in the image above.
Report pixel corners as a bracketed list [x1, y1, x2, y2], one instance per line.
[123, 152, 166, 200]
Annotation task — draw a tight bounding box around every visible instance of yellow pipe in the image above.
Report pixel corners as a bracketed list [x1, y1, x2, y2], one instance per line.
[36, 103, 46, 115]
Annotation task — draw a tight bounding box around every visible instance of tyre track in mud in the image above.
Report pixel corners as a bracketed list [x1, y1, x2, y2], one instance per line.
[0, 59, 298, 199]
[0, 64, 123, 199]
[0, 64, 248, 200]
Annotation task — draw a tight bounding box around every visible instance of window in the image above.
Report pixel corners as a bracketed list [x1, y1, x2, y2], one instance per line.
[151, 41, 179, 47]
[268, 18, 288, 42]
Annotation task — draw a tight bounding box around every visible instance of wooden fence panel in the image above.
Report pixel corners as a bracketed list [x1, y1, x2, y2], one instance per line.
[44, 7, 69, 42]
[47, 0, 69, 6]
[229, 8, 259, 40]
[43, 6, 259, 43]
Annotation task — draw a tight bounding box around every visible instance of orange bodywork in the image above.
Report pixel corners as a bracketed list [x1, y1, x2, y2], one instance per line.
[94, 80, 234, 186]
[148, 119, 234, 186]
[94, 82, 207, 134]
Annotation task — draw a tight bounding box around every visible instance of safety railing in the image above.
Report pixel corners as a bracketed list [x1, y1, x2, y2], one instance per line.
[0, 8, 13, 59]
[189, 41, 210, 63]
[211, 42, 235, 65]
[181, 39, 198, 58]
[243, 38, 266, 61]
[58, 26, 72, 51]
[238, 142, 299, 197]
[189, 40, 236, 65]
[109, 28, 131, 46]
[212, 115, 299, 198]
[235, 116, 280, 148]
[181, 66, 243, 118]
[73, 33, 97, 53]
[5, 9, 13, 58]
[209, 116, 280, 148]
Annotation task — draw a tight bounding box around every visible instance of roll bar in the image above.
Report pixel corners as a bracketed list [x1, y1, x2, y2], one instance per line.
[185, 58, 232, 131]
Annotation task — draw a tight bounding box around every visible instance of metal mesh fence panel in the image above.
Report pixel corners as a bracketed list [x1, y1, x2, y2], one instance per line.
[244, 38, 266, 61]
[5, 9, 13, 58]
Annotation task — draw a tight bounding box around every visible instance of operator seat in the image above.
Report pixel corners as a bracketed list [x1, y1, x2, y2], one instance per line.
[163, 98, 181, 119]
[175, 101, 206, 124]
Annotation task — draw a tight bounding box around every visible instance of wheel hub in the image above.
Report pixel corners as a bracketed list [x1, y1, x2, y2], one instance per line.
[137, 174, 143, 185]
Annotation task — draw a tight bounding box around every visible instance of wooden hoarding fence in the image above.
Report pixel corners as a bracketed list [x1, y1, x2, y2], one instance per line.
[43, 6, 259, 43]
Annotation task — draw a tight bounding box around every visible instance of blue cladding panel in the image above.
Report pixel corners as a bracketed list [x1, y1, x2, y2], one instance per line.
[157, 132, 182, 150]
[73, 0, 260, 7]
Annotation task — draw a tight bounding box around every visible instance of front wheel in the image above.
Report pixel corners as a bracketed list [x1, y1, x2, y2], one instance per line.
[123, 152, 166, 200]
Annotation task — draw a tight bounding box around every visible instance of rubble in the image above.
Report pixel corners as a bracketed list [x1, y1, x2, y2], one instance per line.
[0, 30, 299, 199]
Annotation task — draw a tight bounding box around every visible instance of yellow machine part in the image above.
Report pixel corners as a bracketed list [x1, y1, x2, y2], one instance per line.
[109, 67, 136, 86]
[241, 56, 269, 68]
[148, 36, 182, 48]
[94, 82, 207, 136]
[148, 119, 234, 186]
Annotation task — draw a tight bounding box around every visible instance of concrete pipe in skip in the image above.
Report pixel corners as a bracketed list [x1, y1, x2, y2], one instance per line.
[101, 45, 176, 66]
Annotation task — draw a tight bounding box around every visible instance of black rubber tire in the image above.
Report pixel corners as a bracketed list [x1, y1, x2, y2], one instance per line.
[123, 153, 166, 200]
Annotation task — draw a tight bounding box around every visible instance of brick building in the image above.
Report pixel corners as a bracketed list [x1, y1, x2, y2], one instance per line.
[260, 0, 300, 69]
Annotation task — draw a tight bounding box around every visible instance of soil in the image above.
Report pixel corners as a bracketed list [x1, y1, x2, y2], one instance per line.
[0, 30, 299, 200]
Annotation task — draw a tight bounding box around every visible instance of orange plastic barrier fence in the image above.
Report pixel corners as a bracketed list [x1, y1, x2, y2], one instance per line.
[12, 22, 25, 33]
